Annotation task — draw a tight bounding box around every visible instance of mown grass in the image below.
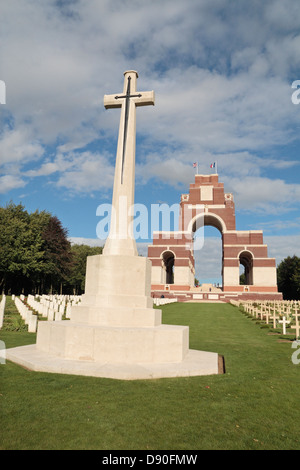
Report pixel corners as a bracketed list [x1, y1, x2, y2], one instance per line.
[0, 299, 299, 450]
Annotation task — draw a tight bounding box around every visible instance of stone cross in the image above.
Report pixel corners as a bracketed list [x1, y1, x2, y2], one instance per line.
[291, 306, 300, 339]
[279, 316, 290, 335]
[259, 304, 264, 320]
[270, 312, 279, 329]
[103, 71, 155, 257]
[265, 304, 271, 324]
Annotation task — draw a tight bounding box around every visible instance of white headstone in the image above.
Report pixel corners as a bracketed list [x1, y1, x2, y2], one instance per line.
[0, 295, 6, 329]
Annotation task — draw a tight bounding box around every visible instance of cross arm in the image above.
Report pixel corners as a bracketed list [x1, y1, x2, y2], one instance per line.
[135, 91, 155, 107]
[104, 94, 122, 109]
[103, 91, 155, 109]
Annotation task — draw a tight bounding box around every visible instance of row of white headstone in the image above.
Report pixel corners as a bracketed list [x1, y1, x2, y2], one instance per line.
[11, 294, 82, 333]
[26, 294, 81, 321]
[240, 300, 300, 338]
[153, 297, 178, 306]
[0, 295, 6, 329]
[14, 296, 38, 332]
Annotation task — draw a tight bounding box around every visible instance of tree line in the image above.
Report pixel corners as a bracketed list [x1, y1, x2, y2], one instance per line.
[0, 202, 102, 295]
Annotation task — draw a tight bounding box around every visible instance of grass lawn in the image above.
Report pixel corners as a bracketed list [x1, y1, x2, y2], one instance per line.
[0, 298, 299, 450]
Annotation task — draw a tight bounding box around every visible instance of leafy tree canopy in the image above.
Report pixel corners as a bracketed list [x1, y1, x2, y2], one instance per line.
[0, 202, 75, 294]
[66, 244, 103, 294]
[277, 255, 300, 300]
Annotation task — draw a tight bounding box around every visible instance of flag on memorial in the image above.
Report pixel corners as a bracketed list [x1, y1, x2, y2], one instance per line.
[193, 162, 197, 168]
[210, 162, 215, 168]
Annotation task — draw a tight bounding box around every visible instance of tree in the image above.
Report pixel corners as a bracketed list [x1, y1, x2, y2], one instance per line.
[27, 209, 52, 293]
[41, 216, 73, 294]
[0, 202, 47, 294]
[65, 244, 103, 295]
[0, 202, 104, 295]
[0, 202, 74, 295]
[277, 255, 300, 300]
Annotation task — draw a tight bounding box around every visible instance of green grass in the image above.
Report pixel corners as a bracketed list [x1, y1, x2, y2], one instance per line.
[1, 296, 28, 333]
[0, 299, 299, 450]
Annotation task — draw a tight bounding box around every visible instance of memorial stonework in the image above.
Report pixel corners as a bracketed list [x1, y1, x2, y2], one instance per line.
[148, 173, 283, 302]
[6, 71, 221, 379]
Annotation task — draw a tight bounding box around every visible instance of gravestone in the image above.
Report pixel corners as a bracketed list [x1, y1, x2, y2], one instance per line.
[279, 316, 290, 335]
[291, 307, 300, 339]
[5, 71, 220, 379]
[265, 304, 271, 324]
[0, 295, 6, 329]
[28, 314, 37, 333]
[0, 340, 6, 364]
[270, 311, 279, 329]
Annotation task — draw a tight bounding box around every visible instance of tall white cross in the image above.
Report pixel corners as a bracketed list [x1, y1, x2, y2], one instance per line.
[103, 71, 155, 256]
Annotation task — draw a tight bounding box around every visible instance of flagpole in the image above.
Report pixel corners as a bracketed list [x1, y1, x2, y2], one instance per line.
[215, 161, 218, 174]
[197, 162, 199, 174]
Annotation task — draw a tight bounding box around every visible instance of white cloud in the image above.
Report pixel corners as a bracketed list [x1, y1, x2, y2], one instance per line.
[0, 0, 300, 222]
[224, 176, 300, 214]
[265, 235, 300, 265]
[25, 161, 59, 177]
[256, 218, 300, 233]
[2, 0, 299, 152]
[0, 174, 26, 194]
[55, 151, 115, 194]
[0, 126, 44, 166]
[136, 150, 300, 214]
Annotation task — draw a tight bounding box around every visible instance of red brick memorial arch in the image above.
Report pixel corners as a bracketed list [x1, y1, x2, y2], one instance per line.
[148, 174, 282, 302]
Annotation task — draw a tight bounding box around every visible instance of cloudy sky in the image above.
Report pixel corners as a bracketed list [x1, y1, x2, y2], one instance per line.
[1, 0, 300, 284]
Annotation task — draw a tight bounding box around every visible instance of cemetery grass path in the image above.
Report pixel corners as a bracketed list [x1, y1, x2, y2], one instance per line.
[0, 300, 299, 450]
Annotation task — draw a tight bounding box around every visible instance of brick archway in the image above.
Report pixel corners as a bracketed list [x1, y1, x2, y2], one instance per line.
[239, 250, 254, 286]
[148, 174, 282, 302]
[189, 212, 226, 235]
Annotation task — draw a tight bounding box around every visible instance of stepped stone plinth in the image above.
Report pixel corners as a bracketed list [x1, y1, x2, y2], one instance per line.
[5, 71, 221, 380]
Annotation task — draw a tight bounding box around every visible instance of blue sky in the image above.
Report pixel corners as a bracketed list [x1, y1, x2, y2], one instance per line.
[1, 0, 300, 284]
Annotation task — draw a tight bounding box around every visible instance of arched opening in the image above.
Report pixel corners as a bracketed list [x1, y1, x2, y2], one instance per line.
[190, 212, 226, 235]
[162, 251, 175, 284]
[192, 214, 224, 288]
[239, 251, 253, 285]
